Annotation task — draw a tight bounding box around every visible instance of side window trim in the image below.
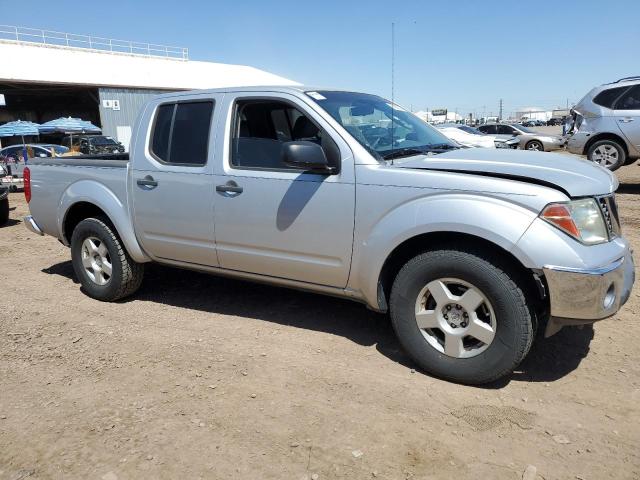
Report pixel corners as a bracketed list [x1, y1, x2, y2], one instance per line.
[229, 96, 341, 174]
[149, 99, 214, 167]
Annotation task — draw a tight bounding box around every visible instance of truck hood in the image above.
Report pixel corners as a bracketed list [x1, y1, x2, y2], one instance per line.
[395, 148, 617, 197]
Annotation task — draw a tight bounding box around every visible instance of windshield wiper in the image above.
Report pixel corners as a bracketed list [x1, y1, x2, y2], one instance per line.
[425, 143, 459, 150]
[382, 148, 428, 160]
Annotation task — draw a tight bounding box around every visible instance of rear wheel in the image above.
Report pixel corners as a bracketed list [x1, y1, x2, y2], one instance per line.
[587, 139, 625, 171]
[525, 140, 544, 151]
[71, 217, 144, 301]
[0, 197, 9, 226]
[389, 249, 534, 385]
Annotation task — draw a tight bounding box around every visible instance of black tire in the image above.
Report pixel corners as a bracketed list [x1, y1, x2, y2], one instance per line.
[70, 217, 144, 301]
[587, 139, 625, 171]
[525, 140, 544, 152]
[0, 197, 9, 226]
[389, 249, 534, 385]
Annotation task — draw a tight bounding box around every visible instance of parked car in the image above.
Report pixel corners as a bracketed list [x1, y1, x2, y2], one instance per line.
[437, 124, 519, 149]
[0, 144, 69, 190]
[0, 143, 69, 162]
[566, 77, 640, 171]
[61, 135, 125, 155]
[478, 123, 565, 151]
[0, 165, 9, 226]
[547, 117, 564, 126]
[23, 86, 634, 385]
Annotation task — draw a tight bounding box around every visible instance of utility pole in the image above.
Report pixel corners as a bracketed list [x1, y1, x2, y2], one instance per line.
[498, 99, 503, 122]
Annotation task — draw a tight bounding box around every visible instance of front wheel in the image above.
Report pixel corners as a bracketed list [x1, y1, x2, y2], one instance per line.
[0, 197, 9, 226]
[71, 217, 144, 301]
[525, 140, 544, 151]
[389, 249, 533, 385]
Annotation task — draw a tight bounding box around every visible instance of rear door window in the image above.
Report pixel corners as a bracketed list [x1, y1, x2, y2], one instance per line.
[593, 86, 629, 109]
[615, 85, 640, 110]
[150, 101, 214, 166]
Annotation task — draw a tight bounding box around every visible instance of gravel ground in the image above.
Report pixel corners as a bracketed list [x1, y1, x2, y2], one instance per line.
[1, 160, 639, 480]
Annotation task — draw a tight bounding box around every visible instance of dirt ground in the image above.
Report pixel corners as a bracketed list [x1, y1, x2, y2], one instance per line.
[1, 160, 639, 480]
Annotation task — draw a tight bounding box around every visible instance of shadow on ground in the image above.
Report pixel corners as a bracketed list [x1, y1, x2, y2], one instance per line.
[2, 218, 21, 227]
[42, 260, 594, 386]
[617, 183, 640, 194]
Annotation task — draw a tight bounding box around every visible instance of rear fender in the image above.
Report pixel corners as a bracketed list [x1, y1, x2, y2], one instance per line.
[59, 180, 149, 262]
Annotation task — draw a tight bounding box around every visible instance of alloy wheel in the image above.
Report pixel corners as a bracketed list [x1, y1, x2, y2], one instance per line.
[81, 236, 112, 286]
[592, 144, 619, 167]
[414, 278, 496, 358]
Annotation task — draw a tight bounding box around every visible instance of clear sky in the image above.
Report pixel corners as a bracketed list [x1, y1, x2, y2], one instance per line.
[2, 0, 639, 117]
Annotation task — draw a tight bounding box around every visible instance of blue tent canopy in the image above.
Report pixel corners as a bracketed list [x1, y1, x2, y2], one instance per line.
[39, 117, 101, 134]
[0, 120, 41, 138]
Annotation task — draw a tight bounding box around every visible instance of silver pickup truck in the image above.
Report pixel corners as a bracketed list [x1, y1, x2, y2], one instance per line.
[23, 86, 635, 384]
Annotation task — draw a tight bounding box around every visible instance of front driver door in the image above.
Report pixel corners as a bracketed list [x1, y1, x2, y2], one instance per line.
[212, 93, 355, 288]
[131, 94, 222, 266]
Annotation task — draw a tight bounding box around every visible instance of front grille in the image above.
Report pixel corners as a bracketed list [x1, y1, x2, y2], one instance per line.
[598, 195, 621, 238]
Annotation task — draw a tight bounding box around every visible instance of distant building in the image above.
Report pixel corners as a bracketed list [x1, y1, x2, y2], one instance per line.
[516, 107, 552, 122]
[0, 26, 297, 149]
[414, 110, 464, 124]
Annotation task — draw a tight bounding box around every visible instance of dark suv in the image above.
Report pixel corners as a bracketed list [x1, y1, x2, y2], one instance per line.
[61, 135, 125, 155]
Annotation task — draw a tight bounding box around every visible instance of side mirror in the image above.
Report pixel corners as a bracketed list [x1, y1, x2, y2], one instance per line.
[282, 141, 333, 173]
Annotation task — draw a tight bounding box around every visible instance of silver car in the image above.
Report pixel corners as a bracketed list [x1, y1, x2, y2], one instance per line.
[566, 77, 640, 171]
[478, 123, 565, 151]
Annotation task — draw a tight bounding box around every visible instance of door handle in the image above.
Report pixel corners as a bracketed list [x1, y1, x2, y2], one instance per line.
[216, 181, 243, 196]
[137, 175, 158, 188]
[619, 117, 634, 123]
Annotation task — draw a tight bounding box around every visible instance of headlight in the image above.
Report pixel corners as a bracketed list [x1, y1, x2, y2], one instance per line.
[540, 198, 608, 244]
[494, 140, 509, 149]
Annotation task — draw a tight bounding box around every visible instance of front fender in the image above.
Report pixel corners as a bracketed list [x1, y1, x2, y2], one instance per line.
[349, 193, 539, 310]
[58, 180, 149, 263]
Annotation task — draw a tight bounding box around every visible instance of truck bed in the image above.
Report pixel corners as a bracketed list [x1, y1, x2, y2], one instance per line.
[29, 153, 129, 168]
[27, 153, 131, 240]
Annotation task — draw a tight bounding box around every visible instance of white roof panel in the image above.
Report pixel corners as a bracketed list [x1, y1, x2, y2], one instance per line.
[0, 41, 299, 90]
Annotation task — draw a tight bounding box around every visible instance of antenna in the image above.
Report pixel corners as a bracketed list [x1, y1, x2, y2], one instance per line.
[391, 22, 395, 164]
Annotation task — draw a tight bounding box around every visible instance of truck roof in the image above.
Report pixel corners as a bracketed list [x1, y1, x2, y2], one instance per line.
[149, 85, 366, 100]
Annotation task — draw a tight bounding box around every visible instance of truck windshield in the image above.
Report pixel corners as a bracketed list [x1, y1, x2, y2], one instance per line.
[306, 91, 457, 160]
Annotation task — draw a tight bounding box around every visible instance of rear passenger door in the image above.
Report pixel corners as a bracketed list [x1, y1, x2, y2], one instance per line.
[212, 92, 355, 288]
[614, 85, 640, 153]
[131, 94, 222, 266]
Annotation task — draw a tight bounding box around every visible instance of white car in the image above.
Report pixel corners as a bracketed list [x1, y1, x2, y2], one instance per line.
[437, 124, 518, 149]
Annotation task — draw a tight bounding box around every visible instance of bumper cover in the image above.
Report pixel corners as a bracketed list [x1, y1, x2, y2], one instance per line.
[23, 215, 44, 236]
[543, 251, 635, 335]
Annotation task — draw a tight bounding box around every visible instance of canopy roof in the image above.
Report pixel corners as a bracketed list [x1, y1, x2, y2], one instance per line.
[0, 40, 299, 90]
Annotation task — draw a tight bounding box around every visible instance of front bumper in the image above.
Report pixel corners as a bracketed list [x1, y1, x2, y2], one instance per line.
[543, 250, 635, 334]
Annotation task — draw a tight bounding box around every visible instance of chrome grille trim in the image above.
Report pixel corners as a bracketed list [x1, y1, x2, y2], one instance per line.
[598, 195, 621, 239]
